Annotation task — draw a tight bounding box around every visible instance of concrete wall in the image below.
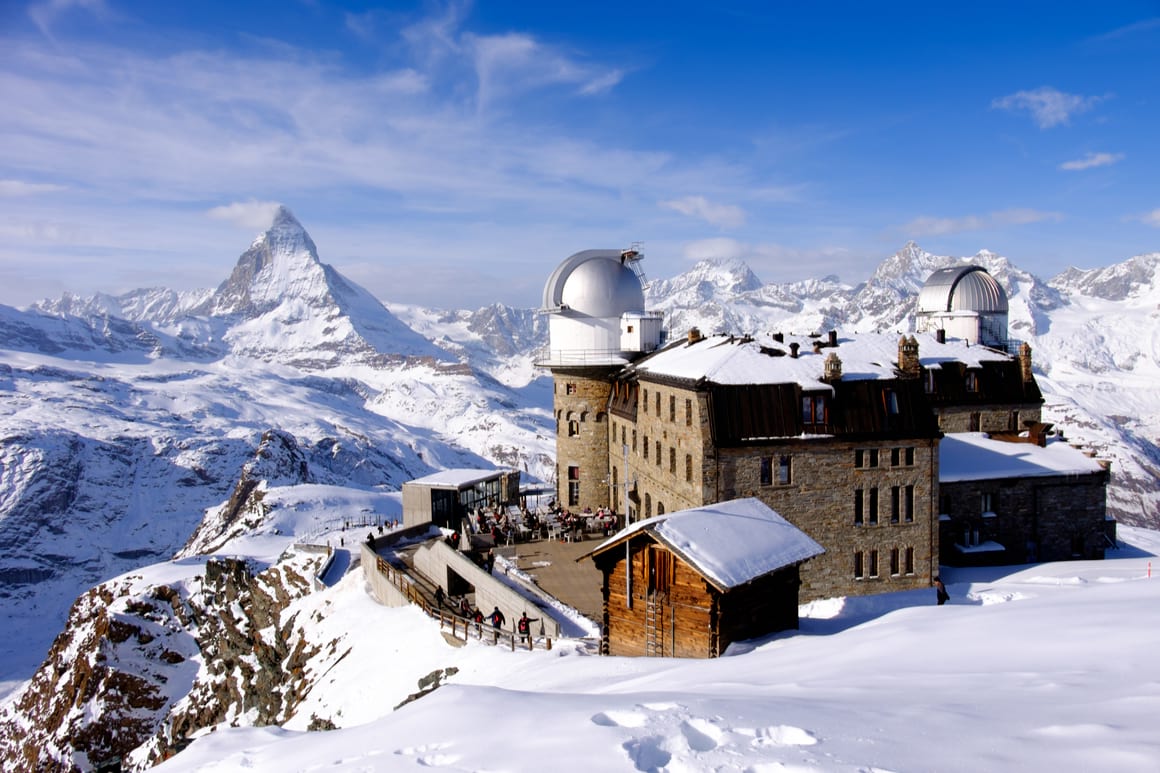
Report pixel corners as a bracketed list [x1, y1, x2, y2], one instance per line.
[412, 540, 563, 638]
[360, 542, 413, 608]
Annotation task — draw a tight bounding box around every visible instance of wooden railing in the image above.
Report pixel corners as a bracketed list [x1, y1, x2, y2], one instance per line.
[373, 555, 553, 652]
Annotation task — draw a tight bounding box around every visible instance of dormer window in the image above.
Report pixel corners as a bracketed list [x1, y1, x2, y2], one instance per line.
[965, 372, 979, 393]
[802, 394, 828, 425]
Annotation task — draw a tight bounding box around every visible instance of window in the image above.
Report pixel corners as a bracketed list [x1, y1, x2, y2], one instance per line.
[568, 420, 580, 437]
[869, 449, 879, 468]
[621, 425, 626, 445]
[966, 372, 979, 393]
[685, 398, 692, 426]
[642, 389, 648, 413]
[905, 547, 915, 575]
[567, 465, 580, 507]
[669, 447, 676, 475]
[778, 455, 791, 485]
[802, 394, 827, 424]
[760, 457, 773, 486]
[669, 395, 676, 422]
[632, 429, 637, 452]
[924, 369, 937, 394]
[969, 412, 981, 432]
[890, 548, 900, 576]
[869, 550, 879, 578]
[565, 383, 577, 395]
[905, 447, 915, 466]
[891, 448, 901, 467]
[644, 493, 652, 518]
[854, 551, 865, 579]
[655, 440, 661, 466]
[657, 502, 665, 515]
[891, 486, 900, 524]
[868, 488, 879, 525]
[855, 449, 865, 468]
[1008, 410, 1020, 431]
[854, 489, 864, 525]
[685, 454, 693, 482]
[883, 389, 900, 415]
[643, 435, 649, 460]
[905, 485, 914, 523]
[981, 492, 995, 515]
[655, 392, 661, 416]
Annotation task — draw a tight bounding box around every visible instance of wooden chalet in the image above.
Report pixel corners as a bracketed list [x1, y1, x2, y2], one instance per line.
[580, 498, 824, 658]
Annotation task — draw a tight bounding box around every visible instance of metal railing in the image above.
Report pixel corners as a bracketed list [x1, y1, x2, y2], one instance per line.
[372, 555, 553, 652]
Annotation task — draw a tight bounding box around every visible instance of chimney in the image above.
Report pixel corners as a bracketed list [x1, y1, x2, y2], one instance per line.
[1019, 342, 1033, 382]
[789, 342, 800, 358]
[824, 352, 843, 382]
[898, 335, 921, 378]
[828, 330, 838, 347]
[772, 332, 784, 343]
[687, 327, 703, 344]
[936, 329, 946, 344]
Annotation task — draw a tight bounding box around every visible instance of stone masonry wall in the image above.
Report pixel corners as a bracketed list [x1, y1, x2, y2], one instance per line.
[553, 370, 614, 512]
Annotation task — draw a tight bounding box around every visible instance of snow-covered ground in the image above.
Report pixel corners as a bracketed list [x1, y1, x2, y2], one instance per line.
[150, 526, 1160, 773]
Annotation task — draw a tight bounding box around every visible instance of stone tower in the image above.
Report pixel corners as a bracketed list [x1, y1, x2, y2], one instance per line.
[536, 249, 664, 511]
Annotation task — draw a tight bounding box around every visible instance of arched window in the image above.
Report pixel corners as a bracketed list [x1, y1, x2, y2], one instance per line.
[657, 502, 665, 515]
[644, 493, 652, 517]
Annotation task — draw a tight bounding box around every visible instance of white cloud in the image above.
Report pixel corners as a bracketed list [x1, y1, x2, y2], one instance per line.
[28, 0, 109, 37]
[903, 209, 1063, 237]
[1136, 209, 1160, 228]
[207, 201, 284, 230]
[991, 87, 1103, 128]
[0, 179, 66, 196]
[1060, 152, 1125, 171]
[661, 196, 746, 228]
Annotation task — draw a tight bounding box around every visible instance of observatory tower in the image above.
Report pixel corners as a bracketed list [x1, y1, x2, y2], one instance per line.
[536, 248, 664, 511]
[914, 265, 1010, 349]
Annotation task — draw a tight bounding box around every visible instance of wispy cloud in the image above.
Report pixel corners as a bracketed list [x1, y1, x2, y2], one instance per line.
[1060, 152, 1125, 171]
[661, 196, 746, 228]
[1135, 209, 1160, 228]
[28, 0, 109, 37]
[1088, 17, 1160, 43]
[0, 179, 67, 196]
[991, 87, 1104, 128]
[207, 201, 284, 230]
[903, 209, 1064, 237]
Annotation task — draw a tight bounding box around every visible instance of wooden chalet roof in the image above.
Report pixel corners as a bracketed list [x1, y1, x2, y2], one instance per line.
[580, 498, 824, 592]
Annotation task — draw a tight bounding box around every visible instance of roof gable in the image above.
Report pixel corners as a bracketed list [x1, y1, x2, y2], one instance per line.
[583, 498, 824, 590]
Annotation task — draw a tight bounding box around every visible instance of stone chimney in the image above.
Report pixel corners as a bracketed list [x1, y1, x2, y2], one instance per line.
[688, 327, 703, 344]
[789, 342, 800, 358]
[1019, 342, 1033, 382]
[898, 335, 921, 378]
[823, 352, 843, 382]
[772, 332, 784, 343]
[936, 328, 946, 344]
[828, 330, 838, 347]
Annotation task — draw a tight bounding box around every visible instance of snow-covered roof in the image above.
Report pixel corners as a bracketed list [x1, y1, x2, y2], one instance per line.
[939, 433, 1106, 483]
[630, 330, 1010, 389]
[585, 498, 824, 590]
[405, 468, 506, 489]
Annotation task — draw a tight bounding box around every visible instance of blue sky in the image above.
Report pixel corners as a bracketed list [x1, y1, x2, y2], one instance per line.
[2, 1, 1157, 309]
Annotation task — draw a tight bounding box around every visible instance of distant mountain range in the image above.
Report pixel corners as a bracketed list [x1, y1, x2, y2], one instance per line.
[1, 207, 1156, 689]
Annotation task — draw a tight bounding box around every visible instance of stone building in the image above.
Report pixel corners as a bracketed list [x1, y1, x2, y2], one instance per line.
[537, 251, 1111, 602]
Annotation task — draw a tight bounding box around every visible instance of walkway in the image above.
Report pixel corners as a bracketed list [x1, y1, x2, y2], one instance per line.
[500, 533, 604, 623]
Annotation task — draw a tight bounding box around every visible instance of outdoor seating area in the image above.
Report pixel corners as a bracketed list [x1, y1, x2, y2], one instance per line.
[465, 502, 620, 546]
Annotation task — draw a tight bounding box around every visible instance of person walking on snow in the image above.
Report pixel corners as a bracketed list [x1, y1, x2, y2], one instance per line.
[489, 606, 505, 629]
[934, 576, 950, 605]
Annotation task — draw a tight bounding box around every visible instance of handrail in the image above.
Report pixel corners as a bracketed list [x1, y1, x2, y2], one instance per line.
[372, 555, 552, 652]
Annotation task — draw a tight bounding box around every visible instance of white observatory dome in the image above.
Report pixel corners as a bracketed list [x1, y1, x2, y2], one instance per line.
[917, 265, 1009, 314]
[542, 249, 645, 318]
